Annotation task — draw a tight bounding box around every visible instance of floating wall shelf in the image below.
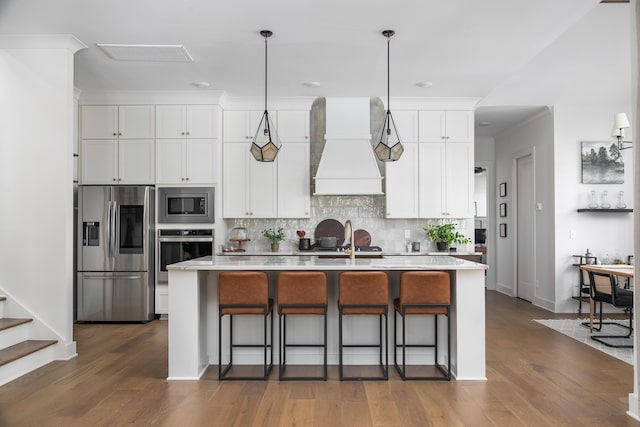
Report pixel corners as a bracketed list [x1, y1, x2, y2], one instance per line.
[576, 208, 633, 213]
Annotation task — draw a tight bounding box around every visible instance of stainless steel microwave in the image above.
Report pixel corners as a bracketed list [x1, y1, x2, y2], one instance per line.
[158, 187, 215, 224]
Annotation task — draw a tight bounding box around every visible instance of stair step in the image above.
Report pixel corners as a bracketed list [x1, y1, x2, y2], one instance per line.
[0, 340, 57, 367]
[0, 318, 32, 332]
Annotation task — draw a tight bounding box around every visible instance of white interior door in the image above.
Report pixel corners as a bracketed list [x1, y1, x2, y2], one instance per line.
[516, 153, 535, 302]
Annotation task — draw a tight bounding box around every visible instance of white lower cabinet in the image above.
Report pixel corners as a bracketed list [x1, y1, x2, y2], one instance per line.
[156, 285, 168, 316]
[223, 143, 276, 218]
[386, 141, 473, 219]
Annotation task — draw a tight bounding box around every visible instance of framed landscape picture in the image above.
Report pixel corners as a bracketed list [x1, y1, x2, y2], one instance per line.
[581, 141, 624, 184]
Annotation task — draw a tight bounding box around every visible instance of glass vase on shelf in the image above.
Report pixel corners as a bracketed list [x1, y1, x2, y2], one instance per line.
[587, 190, 598, 208]
[600, 190, 611, 209]
[616, 190, 627, 209]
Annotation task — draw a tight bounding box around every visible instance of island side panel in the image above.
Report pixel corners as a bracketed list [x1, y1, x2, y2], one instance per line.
[450, 269, 487, 380]
[168, 269, 208, 379]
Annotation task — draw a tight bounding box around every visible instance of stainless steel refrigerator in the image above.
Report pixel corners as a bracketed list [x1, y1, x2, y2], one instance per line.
[77, 186, 155, 322]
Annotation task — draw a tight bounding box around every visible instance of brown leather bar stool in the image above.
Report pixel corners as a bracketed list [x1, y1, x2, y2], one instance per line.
[338, 271, 389, 381]
[218, 271, 273, 380]
[277, 272, 328, 381]
[394, 271, 451, 380]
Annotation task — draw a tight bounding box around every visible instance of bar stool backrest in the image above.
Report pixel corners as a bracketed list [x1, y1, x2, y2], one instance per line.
[219, 271, 269, 305]
[339, 272, 388, 306]
[399, 271, 450, 315]
[278, 272, 327, 306]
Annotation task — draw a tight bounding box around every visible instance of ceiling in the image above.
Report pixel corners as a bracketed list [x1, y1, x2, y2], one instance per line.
[0, 0, 630, 138]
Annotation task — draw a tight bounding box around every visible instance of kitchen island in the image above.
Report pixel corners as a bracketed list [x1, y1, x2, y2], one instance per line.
[167, 255, 488, 381]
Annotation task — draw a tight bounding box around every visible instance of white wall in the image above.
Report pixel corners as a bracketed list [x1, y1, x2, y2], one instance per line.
[0, 36, 85, 356]
[475, 137, 497, 289]
[554, 102, 634, 312]
[494, 110, 555, 310]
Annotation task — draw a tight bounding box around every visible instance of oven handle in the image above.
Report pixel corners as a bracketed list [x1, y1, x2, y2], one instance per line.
[159, 237, 214, 243]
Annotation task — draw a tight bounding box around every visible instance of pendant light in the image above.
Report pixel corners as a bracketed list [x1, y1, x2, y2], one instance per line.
[250, 30, 281, 162]
[374, 30, 404, 162]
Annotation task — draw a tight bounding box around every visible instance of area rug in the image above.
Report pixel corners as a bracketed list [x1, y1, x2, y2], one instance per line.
[533, 318, 633, 365]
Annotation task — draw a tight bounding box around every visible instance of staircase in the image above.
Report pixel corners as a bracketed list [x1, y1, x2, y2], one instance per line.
[0, 296, 57, 386]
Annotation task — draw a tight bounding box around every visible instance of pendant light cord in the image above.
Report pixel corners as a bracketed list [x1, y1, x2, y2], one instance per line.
[387, 34, 390, 113]
[264, 35, 268, 112]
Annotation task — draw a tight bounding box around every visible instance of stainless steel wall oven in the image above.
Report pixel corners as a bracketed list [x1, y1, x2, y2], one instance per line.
[158, 229, 214, 283]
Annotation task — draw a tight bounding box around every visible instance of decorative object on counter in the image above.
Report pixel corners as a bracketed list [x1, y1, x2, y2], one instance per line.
[616, 190, 627, 209]
[354, 229, 372, 247]
[297, 230, 311, 250]
[262, 227, 285, 252]
[499, 203, 507, 217]
[424, 223, 471, 252]
[499, 223, 507, 238]
[581, 141, 624, 184]
[612, 112, 632, 152]
[412, 241, 420, 252]
[250, 30, 281, 162]
[600, 190, 611, 209]
[314, 219, 345, 247]
[374, 30, 404, 162]
[499, 182, 507, 197]
[227, 226, 250, 252]
[588, 190, 599, 208]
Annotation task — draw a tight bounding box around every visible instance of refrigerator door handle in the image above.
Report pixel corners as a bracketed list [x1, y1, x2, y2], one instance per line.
[106, 200, 112, 257]
[112, 200, 118, 256]
[83, 273, 143, 280]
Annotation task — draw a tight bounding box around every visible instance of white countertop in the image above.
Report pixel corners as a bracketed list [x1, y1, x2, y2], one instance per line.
[168, 255, 488, 271]
[218, 251, 482, 257]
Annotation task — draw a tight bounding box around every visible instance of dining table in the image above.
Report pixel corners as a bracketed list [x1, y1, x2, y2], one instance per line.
[580, 264, 634, 331]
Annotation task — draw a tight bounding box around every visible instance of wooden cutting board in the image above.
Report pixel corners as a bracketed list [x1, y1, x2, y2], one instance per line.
[314, 219, 345, 246]
[354, 229, 372, 247]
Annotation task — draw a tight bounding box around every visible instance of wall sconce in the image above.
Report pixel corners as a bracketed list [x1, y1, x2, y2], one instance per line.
[611, 112, 632, 151]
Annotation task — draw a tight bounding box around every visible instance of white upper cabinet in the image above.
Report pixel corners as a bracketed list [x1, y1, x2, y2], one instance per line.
[277, 111, 310, 142]
[82, 106, 118, 139]
[155, 105, 219, 184]
[278, 142, 310, 218]
[390, 110, 418, 142]
[80, 105, 155, 184]
[385, 142, 419, 218]
[156, 105, 218, 139]
[222, 143, 276, 218]
[419, 110, 473, 142]
[223, 110, 266, 142]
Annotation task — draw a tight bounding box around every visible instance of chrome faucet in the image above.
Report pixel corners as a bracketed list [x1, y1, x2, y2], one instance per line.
[344, 220, 355, 261]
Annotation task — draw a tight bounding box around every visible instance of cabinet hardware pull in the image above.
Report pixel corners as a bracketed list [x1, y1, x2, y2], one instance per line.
[181, 132, 185, 135]
[112, 132, 117, 136]
[118, 132, 122, 136]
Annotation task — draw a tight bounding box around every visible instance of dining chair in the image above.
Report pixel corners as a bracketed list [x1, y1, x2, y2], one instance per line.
[588, 270, 633, 348]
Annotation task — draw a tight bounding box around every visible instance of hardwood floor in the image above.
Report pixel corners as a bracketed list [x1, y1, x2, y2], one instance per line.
[0, 291, 637, 426]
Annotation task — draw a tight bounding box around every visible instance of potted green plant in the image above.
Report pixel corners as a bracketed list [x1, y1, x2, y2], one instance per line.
[262, 227, 285, 252]
[424, 223, 471, 252]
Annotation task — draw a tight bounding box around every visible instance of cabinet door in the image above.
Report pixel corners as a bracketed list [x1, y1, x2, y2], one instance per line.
[250, 159, 277, 218]
[277, 142, 310, 218]
[119, 105, 155, 138]
[224, 110, 266, 142]
[81, 139, 118, 184]
[156, 105, 187, 138]
[418, 111, 445, 142]
[186, 105, 218, 138]
[444, 142, 473, 218]
[277, 111, 309, 142]
[186, 139, 216, 184]
[81, 106, 118, 139]
[418, 143, 445, 218]
[385, 142, 419, 218]
[222, 144, 250, 218]
[118, 139, 155, 184]
[223, 111, 252, 142]
[390, 110, 418, 142]
[445, 111, 473, 142]
[156, 139, 186, 184]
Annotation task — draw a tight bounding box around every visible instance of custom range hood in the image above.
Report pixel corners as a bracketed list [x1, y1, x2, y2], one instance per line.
[314, 97, 383, 195]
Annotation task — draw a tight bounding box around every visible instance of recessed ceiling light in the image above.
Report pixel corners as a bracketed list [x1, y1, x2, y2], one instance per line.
[192, 81, 210, 88]
[478, 121, 490, 126]
[415, 81, 433, 88]
[303, 81, 321, 88]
